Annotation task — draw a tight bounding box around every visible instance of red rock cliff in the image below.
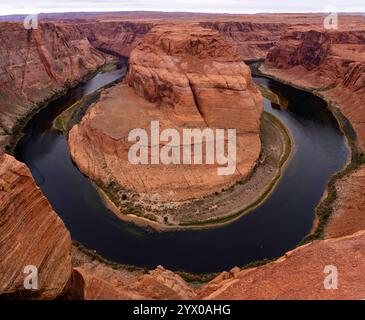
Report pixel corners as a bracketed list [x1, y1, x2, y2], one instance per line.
[200, 21, 286, 60]
[78, 21, 154, 57]
[0, 153, 72, 299]
[258, 29, 365, 292]
[0, 22, 107, 149]
[264, 30, 365, 150]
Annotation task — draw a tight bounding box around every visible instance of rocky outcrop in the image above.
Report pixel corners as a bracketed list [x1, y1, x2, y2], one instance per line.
[70, 247, 196, 300]
[0, 22, 107, 150]
[69, 266, 196, 300]
[69, 24, 263, 203]
[325, 165, 365, 239]
[200, 21, 286, 60]
[128, 266, 196, 300]
[0, 153, 72, 299]
[78, 21, 154, 57]
[198, 230, 365, 300]
[67, 268, 145, 300]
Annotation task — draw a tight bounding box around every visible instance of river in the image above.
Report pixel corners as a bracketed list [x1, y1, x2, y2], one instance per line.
[14, 63, 349, 273]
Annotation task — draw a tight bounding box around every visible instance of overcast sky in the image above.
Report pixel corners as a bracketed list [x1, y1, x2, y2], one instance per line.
[0, 0, 364, 16]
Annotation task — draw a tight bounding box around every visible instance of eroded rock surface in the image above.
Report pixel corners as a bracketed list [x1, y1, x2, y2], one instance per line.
[0, 153, 72, 299]
[70, 248, 196, 300]
[200, 21, 286, 60]
[325, 165, 365, 239]
[78, 21, 154, 57]
[0, 22, 107, 149]
[70, 266, 196, 300]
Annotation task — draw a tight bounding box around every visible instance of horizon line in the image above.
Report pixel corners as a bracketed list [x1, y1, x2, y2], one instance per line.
[0, 9, 364, 18]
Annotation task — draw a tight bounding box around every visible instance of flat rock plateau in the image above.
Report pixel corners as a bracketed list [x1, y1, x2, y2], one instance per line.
[1, 12, 365, 299]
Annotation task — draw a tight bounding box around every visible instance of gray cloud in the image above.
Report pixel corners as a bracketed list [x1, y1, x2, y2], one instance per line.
[0, 0, 364, 15]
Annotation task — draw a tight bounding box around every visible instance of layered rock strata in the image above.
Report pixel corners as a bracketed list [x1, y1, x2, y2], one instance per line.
[263, 30, 365, 150]
[200, 21, 287, 60]
[78, 21, 154, 57]
[3, 16, 365, 301]
[0, 153, 72, 299]
[0, 22, 107, 149]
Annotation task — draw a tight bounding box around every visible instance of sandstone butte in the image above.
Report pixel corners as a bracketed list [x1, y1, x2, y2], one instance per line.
[0, 22, 107, 149]
[68, 24, 263, 202]
[1, 13, 365, 300]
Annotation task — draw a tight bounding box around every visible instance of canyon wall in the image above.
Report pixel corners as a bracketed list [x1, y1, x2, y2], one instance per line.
[77, 19, 284, 61]
[325, 166, 365, 239]
[264, 30, 365, 150]
[200, 21, 286, 60]
[68, 24, 263, 203]
[261, 28, 365, 241]
[0, 22, 107, 150]
[0, 153, 72, 299]
[78, 21, 154, 57]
